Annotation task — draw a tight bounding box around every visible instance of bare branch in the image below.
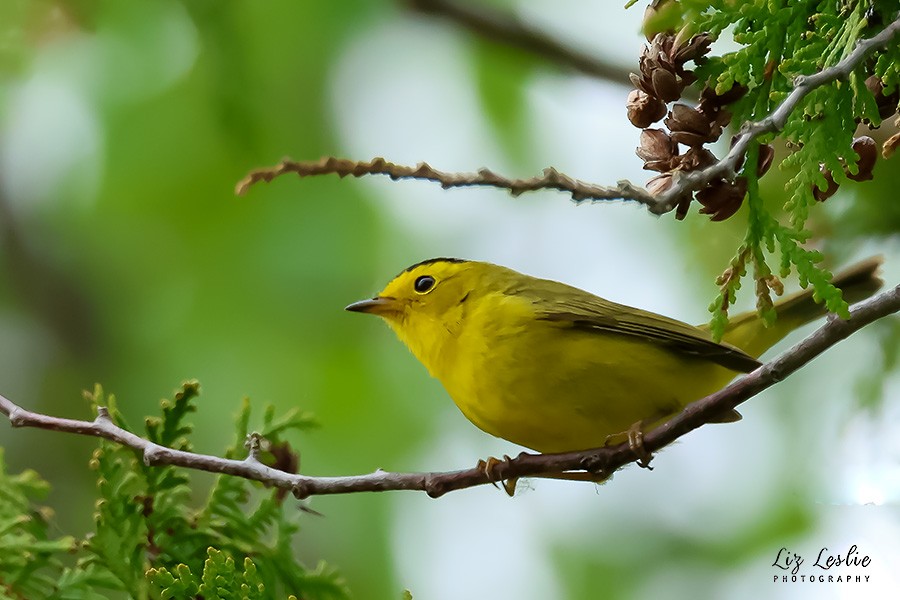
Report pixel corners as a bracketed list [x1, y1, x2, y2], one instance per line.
[3, 283, 898, 500]
[235, 156, 662, 211]
[403, 0, 631, 84]
[236, 14, 900, 219]
[654, 13, 900, 213]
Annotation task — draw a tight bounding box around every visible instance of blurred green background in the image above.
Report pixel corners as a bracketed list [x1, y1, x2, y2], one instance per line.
[1, 1, 899, 599]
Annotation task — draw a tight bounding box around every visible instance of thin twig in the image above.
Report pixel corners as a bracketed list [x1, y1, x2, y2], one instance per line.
[236, 14, 900, 217]
[235, 156, 662, 210]
[403, 0, 631, 84]
[654, 13, 900, 213]
[2, 283, 897, 500]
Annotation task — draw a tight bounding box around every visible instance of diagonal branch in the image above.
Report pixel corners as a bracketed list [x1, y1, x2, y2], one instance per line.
[402, 0, 631, 84]
[235, 156, 662, 210]
[2, 283, 898, 500]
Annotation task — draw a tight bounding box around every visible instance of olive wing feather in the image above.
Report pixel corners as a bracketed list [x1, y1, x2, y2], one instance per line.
[520, 279, 761, 373]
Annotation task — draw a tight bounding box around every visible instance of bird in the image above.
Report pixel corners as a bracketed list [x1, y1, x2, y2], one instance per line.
[346, 257, 882, 488]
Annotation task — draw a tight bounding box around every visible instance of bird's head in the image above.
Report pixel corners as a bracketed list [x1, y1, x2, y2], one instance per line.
[345, 258, 481, 371]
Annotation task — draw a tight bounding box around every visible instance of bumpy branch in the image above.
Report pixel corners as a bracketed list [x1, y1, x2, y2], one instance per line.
[236, 15, 900, 216]
[403, 0, 631, 83]
[3, 283, 898, 500]
[235, 156, 661, 209]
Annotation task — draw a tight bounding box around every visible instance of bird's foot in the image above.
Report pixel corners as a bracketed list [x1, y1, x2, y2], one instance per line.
[626, 422, 654, 470]
[476, 455, 519, 497]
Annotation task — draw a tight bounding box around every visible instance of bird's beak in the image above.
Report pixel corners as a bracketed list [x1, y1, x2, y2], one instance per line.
[345, 296, 399, 316]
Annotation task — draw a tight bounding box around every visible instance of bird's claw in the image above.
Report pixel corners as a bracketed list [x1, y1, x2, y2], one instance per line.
[477, 455, 519, 496]
[626, 422, 654, 469]
[604, 423, 654, 469]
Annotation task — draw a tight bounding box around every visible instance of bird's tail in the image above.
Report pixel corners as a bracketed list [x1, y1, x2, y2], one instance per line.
[718, 256, 884, 358]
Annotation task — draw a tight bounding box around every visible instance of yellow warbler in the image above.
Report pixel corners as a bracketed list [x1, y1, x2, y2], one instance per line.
[347, 258, 882, 454]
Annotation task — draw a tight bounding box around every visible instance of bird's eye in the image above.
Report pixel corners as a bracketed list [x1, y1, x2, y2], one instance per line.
[414, 275, 436, 294]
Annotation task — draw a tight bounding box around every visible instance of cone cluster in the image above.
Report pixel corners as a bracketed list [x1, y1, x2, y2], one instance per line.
[628, 12, 900, 219]
[627, 31, 772, 220]
[812, 75, 900, 202]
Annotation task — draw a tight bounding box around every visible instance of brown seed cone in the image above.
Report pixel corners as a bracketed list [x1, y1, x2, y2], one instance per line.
[676, 147, 717, 171]
[632, 31, 712, 104]
[757, 144, 775, 177]
[627, 90, 668, 128]
[632, 34, 690, 102]
[649, 32, 676, 60]
[710, 108, 733, 129]
[699, 83, 749, 110]
[628, 70, 684, 104]
[813, 167, 839, 202]
[672, 32, 713, 68]
[697, 104, 732, 138]
[730, 139, 774, 176]
[665, 103, 713, 136]
[865, 75, 900, 120]
[846, 136, 877, 181]
[697, 178, 747, 221]
[670, 130, 709, 147]
[636, 128, 678, 172]
[650, 67, 682, 102]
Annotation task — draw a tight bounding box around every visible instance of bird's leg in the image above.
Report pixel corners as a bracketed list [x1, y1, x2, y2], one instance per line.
[476, 455, 519, 496]
[626, 421, 654, 470]
[603, 422, 655, 469]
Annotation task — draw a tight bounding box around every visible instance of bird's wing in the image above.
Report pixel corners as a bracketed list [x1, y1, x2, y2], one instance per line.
[524, 279, 762, 373]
